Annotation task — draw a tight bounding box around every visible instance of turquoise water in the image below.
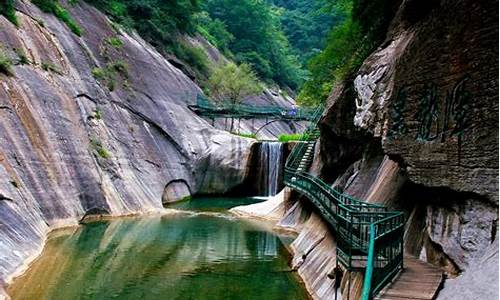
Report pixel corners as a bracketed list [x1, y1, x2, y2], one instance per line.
[9, 197, 309, 300]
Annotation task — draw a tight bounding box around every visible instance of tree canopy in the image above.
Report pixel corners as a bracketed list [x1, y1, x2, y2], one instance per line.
[208, 62, 262, 104]
[201, 0, 305, 89]
[297, 0, 400, 106]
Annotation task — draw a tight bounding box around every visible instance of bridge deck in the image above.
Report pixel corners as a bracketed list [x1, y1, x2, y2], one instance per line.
[374, 255, 443, 300]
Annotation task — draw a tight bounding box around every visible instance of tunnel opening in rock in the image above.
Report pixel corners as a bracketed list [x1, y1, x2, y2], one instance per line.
[162, 179, 192, 206]
[80, 207, 111, 223]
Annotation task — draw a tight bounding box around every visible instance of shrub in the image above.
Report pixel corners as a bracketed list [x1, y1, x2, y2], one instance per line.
[1, 0, 19, 27]
[93, 107, 102, 120]
[109, 60, 128, 75]
[41, 61, 62, 74]
[278, 133, 304, 142]
[91, 60, 128, 91]
[0, 52, 14, 76]
[92, 67, 114, 90]
[32, 0, 82, 36]
[91, 67, 105, 79]
[171, 42, 210, 76]
[90, 138, 111, 159]
[105, 36, 123, 48]
[14, 48, 29, 65]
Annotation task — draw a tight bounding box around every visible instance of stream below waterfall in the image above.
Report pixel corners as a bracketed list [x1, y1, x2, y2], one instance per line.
[8, 197, 309, 300]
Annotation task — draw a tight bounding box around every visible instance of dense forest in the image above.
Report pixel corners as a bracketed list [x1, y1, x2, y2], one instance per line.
[1, 0, 398, 105]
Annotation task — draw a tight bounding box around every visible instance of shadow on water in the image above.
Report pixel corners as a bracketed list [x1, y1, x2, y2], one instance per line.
[8, 197, 309, 300]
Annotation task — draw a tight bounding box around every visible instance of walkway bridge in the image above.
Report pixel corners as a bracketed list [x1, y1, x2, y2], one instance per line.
[284, 108, 443, 300]
[188, 94, 317, 121]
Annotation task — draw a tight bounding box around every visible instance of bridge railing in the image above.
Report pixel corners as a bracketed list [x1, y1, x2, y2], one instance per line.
[283, 105, 405, 300]
[190, 94, 318, 120]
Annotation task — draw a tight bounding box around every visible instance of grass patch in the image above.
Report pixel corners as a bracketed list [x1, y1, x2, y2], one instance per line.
[41, 61, 62, 74]
[92, 60, 128, 91]
[32, 0, 82, 36]
[1, 0, 19, 27]
[231, 132, 257, 139]
[90, 138, 111, 159]
[14, 48, 29, 65]
[278, 133, 305, 142]
[93, 107, 102, 120]
[105, 37, 123, 49]
[0, 51, 14, 76]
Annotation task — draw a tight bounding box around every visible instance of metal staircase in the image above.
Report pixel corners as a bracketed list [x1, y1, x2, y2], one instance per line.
[283, 107, 406, 300]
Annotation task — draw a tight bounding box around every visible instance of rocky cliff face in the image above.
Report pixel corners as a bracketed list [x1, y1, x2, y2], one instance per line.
[319, 0, 498, 298]
[0, 1, 295, 293]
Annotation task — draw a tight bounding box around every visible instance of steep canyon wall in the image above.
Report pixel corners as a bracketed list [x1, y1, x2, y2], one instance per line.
[0, 1, 286, 295]
[318, 0, 498, 298]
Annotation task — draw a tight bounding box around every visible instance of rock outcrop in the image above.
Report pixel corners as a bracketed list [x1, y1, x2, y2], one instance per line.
[318, 0, 498, 298]
[0, 0, 296, 293]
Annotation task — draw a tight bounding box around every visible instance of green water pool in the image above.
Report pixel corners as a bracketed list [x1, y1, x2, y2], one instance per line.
[8, 197, 309, 300]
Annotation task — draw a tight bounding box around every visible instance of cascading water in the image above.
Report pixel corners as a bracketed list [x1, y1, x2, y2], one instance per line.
[259, 142, 284, 196]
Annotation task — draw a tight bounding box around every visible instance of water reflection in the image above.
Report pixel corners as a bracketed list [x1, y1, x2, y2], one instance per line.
[9, 198, 308, 300]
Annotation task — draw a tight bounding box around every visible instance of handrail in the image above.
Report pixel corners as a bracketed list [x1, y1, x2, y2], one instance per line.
[189, 94, 319, 121]
[283, 106, 405, 300]
[361, 224, 376, 300]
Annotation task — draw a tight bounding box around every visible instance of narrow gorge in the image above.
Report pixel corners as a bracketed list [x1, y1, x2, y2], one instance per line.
[0, 0, 498, 299]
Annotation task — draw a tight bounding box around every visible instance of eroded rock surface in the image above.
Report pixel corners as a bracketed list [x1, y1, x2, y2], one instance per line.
[0, 0, 271, 288]
[318, 0, 498, 298]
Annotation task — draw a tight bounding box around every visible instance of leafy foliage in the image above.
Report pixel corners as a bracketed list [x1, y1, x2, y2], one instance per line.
[278, 133, 303, 142]
[85, 0, 207, 76]
[104, 36, 123, 48]
[270, 0, 344, 65]
[41, 61, 62, 74]
[297, 0, 400, 106]
[0, 51, 13, 76]
[90, 138, 111, 159]
[14, 48, 30, 65]
[208, 62, 262, 104]
[195, 12, 234, 52]
[1, 0, 19, 26]
[202, 0, 305, 89]
[32, 0, 83, 36]
[171, 41, 210, 76]
[92, 60, 128, 91]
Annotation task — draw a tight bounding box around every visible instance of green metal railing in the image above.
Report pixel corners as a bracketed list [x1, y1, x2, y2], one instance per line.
[283, 107, 404, 300]
[188, 94, 318, 121]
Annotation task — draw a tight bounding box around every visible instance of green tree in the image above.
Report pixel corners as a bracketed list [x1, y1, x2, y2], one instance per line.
[84, 0, 203, 71]
[203, 0, 304, 89]
[297, 0, 400, 106]
[208, 62, 262, 130]
[1, 0, 19, 26]
[270, 0, 344, 65]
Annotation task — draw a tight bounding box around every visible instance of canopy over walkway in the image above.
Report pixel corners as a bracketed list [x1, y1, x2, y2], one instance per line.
[284, 107, 443, 300]
[188, 94, 317, 121]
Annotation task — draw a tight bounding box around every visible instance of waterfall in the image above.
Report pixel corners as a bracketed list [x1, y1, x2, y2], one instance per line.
[260, 142, 284, 196]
